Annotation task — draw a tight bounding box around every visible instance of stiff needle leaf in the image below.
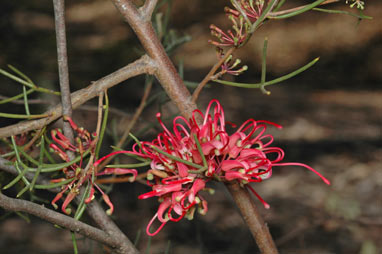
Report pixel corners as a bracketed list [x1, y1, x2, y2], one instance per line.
[213, 57, 319, 89]
[0, 112, 50, 119]
[0, 68, 60, 95]
[151, 145, 204, 169]
[270, 0, 327, 19]
[313, 7, 372, 20]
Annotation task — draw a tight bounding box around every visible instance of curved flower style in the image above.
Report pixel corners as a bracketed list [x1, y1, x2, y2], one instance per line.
[125, 99, 330, 236]
[217, 52, 248, 77]
[209, 15, 249, 47]
[209, 0, 267, 48]
[49, 117, 137, 215]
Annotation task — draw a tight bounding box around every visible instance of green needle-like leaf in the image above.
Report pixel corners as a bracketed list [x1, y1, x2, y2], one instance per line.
[271, 0, 326, 19]
[274, 0, 286, 12]
[0, 88, 34, 104]
[16, 184, 30, 198]
[128, 133, 147, 155]
[71, 232, 78, 254]
[22, 86, 30, 116]
[3, 162, 29, 190]
[10, 137, 30, 186]
[106, 161, 151, 168]
[193, 134, 207, 168]
[8, 65, 35, 85]
[214, 57, 319, 89]
[0, 68, 60, 95]
[30, 136, 45, 190]
[251, 0, 278, 32]
[95, 92, 109, 160]
[151, 145, 204, 169]
[39, 150, 91, 172]
[74, 181, 91, 220]
[0, 112, 49, 119]
[313, 7, 372, 19]
[34, 178, 73, 189]
[260, 37, 270, 95]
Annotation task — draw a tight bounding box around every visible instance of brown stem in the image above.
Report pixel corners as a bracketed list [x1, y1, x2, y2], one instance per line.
[191, 47, 235, 103]
[0, 55, 155, 138]
[53, 0, 75, 146]
[0, 143, 139, 254]
[111, 1, 278, 252]
[226, 182, 279, 254]
[0, 191, 121, 249]
[140, 0, 158, 21]
[82, 194, 139, 254]
[23, 128, 45, 152]
[74, 92, 139, 254]
[111, 0, 197, 119]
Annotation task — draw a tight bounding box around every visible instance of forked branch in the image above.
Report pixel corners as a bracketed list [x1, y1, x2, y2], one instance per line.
[0, 55, 155, 138]
[111, 1, 278, 253]
[0, 191, 120, 249]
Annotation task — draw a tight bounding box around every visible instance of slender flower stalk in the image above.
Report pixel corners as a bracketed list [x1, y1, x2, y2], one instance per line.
[216, 52, 248, 78]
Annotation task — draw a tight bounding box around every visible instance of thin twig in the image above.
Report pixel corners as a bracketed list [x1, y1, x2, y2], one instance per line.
[0, 112, 139, 254]
[95, 91, 105, 139]
[0, 151, 138, 254]
[140, 0, 159, 21]
[85, 199, 139, 254]
[0, 55, 155, 138]
[74, 91, 139, 254]
[0, 191, 120, 248]
[53, 0, 75, 146]
[111, 0, 197, 119]
[112, 2, 279, 252]
[191, 47, 235, 103]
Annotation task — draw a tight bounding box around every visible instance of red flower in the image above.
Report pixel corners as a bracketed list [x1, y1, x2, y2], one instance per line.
[49, 118, 137, 215]
[122, 99, 330, 235]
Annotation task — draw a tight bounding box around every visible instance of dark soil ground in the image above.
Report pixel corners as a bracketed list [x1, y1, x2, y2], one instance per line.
[0, 1, 381, 253]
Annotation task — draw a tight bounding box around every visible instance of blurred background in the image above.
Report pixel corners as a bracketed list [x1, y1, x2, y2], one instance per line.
[0, 0, 381, 253]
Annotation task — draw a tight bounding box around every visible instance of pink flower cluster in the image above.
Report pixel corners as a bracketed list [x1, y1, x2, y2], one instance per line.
[126, 100, 330, 235]
[209, 0, 265, 48]
[217, 50, 248, 77]
[209, 17, 248, 48]
[49, 117, 137, 215]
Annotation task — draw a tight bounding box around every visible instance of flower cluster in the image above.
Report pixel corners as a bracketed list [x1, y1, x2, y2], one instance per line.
[124, 100, 330, 235]
[346, 0, 365, 10]
[214, 49, 248, 78]
[209, 16, 249, 48]
[209, 0, 265, 48]
[49, 117, 137, 215]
